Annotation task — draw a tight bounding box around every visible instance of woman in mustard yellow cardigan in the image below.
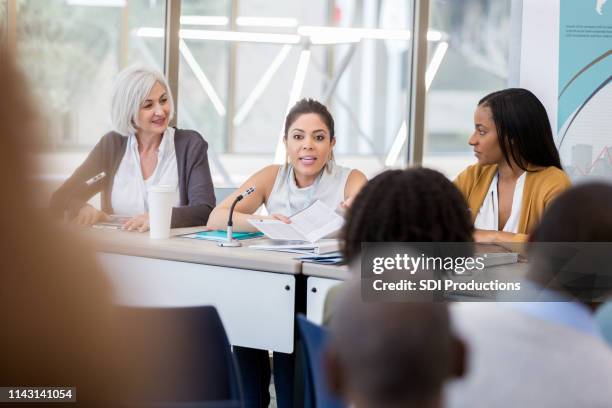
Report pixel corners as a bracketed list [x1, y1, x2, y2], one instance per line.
[454, 88, 571, 242]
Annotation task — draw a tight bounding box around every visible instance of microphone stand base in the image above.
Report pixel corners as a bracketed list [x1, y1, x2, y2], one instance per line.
[218, 241, 242, 247]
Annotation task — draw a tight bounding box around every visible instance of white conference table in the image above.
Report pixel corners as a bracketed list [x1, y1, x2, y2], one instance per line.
[87, 227, 301, 353]
[87, 227, 531, 351]
[303, 264, 351, 325]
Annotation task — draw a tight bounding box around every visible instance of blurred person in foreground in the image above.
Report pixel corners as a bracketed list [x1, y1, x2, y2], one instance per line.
[321, 168, 472, 407]
[50, 65, 215, 231]
[447, 183, 612, 407]
[325, 282, 466, 408]
[0, 53, 122, 405]
[0, 54, 192, 406]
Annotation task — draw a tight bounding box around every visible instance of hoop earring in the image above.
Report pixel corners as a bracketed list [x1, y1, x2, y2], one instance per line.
[326, 151, 335, 172]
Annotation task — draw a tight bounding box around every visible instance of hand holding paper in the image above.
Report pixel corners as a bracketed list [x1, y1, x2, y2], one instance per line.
[247, 200, 344, 242]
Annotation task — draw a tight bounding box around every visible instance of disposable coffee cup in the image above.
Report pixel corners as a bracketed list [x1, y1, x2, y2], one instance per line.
[148, 185, 176, 239]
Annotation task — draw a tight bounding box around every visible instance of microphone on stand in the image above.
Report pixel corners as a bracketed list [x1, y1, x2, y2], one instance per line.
[218, 186, 255, 247]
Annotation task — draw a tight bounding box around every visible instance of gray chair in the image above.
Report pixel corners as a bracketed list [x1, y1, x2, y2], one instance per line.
[115, 306, 243, 406]
[126, 402, 241, 408]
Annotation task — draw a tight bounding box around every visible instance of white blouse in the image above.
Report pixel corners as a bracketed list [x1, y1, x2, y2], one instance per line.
[266, 163, 352, 216]
[111, 128, 180, 216]
[474, 172, 526, 233]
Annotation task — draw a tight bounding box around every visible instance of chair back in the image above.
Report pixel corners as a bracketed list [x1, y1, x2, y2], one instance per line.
[124, 401, 241, 408]
[114, 306, 242, 405]
[297, 314, 345, 408]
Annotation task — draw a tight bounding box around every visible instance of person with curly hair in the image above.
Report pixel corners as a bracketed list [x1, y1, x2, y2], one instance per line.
[323, 168, 472, 407]
[322, 167, 474, 324]
[342, 167, 474, 265]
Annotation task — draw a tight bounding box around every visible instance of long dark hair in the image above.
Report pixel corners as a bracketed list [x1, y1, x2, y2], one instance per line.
[479, 88, 562, 170]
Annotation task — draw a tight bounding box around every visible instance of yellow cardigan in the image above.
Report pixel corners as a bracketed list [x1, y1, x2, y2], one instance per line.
[454, 164, 571, 242]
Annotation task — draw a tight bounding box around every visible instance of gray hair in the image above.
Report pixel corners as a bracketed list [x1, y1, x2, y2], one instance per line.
[110, 65, 175, 136]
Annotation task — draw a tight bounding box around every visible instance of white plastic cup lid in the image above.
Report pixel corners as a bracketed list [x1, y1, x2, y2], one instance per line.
[148, 185, 176, 193]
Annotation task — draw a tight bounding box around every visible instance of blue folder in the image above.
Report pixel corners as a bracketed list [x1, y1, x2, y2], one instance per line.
[180, 230, 263, 242]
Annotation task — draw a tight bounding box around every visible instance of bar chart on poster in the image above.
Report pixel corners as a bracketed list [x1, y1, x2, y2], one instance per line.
[520, 0, 612, 182]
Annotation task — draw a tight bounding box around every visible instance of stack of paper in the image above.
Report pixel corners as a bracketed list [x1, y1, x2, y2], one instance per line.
[298, 251, 344, 265]
[247, 200, 344, 242]
[480, 252, 519, 268]
[249, 239, 340, 255]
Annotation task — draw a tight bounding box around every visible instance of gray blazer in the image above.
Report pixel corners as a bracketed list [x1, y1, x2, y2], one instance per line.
[50, 129, 216, 228]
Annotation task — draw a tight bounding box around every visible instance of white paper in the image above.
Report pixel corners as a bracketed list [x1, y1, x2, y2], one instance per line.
[289, 201, 344, 242]
[249, 239, 340, 254]
[246, 219, 307, 241]
[247, 200, 344, 243]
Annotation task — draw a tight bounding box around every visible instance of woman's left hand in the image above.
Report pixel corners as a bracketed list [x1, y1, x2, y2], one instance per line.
[474, 229, 516, 243]
[270, 213, 291, 224]
[340, 196, 355, 210]
[123, 213, 150, 232]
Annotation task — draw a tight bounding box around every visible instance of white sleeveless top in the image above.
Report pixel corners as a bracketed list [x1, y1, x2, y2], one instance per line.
[111, 127, 180, 216]
[266, 163, 352, 216]
[474, 171, 526, 233]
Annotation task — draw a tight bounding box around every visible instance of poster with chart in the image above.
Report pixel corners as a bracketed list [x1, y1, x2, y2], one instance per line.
[557, 0, 611, 181]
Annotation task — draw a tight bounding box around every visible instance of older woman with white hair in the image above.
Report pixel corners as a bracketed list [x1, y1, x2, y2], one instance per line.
[51, 65, 215, 230]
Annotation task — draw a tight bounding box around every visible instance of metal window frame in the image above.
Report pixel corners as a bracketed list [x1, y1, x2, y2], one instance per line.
[508, 0, 523, 87]
[406, 0, 429, 166]
[226, 0, 239, 152]
[165, 0, 181, 127]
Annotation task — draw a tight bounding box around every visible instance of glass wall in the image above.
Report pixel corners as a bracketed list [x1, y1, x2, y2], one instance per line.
[18, 0, 512, 188]
[176, 0, 230, 156]
[173, 0, 418, 185]
[424, 0, 511, 178]
[15, 0, 166, 150]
